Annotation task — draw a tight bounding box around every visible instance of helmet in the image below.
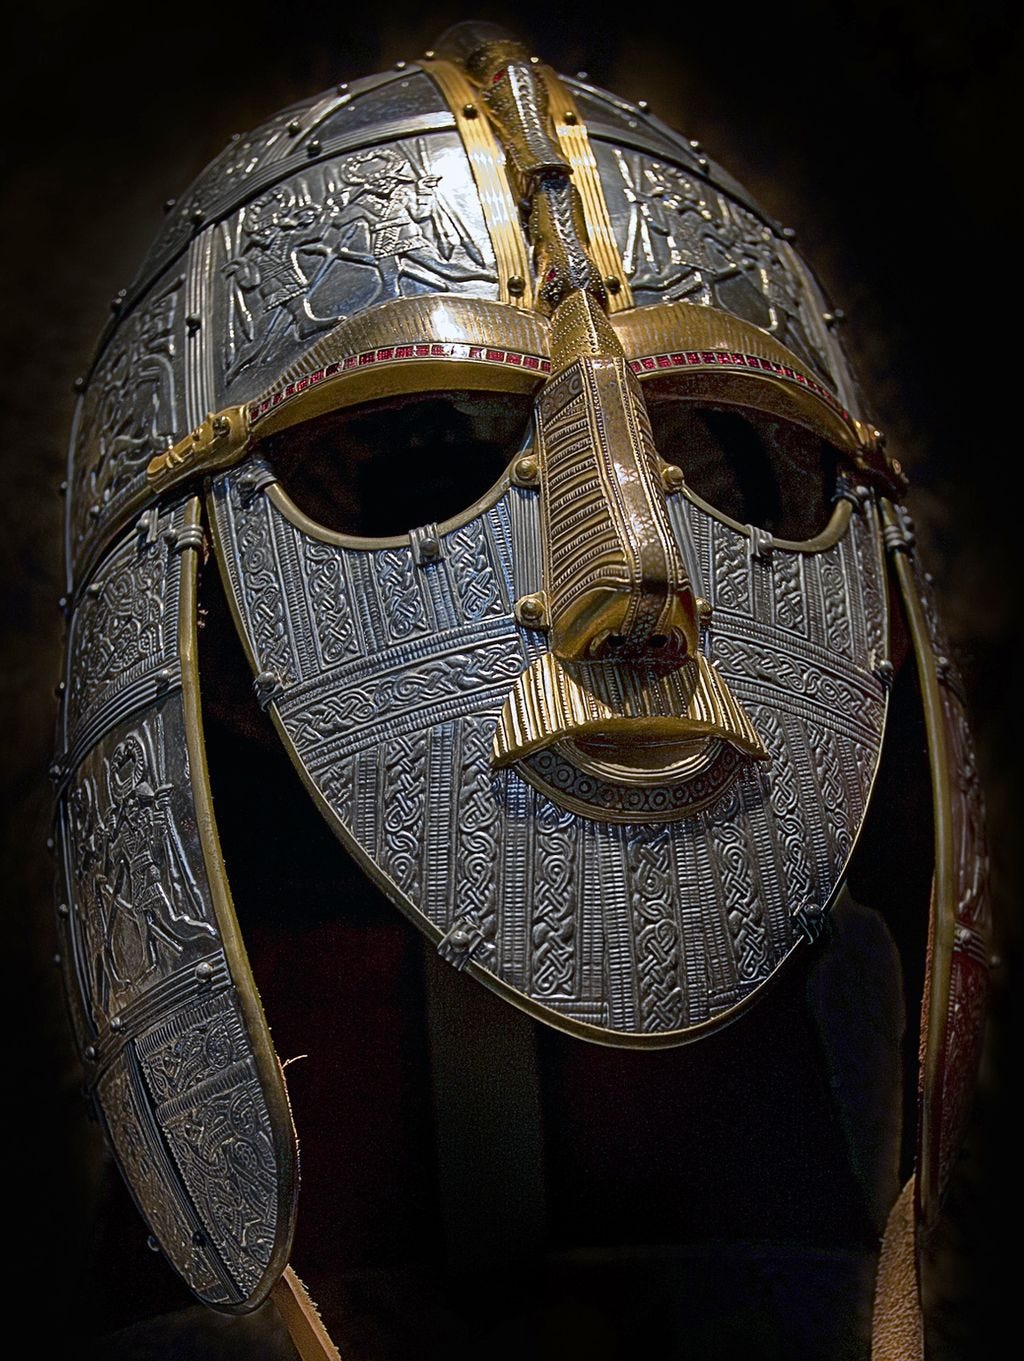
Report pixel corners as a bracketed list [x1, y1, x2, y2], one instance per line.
[54, 21, 990, 1357]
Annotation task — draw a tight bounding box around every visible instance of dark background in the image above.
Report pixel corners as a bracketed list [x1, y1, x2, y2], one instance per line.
[3, 1, 1020, 1355]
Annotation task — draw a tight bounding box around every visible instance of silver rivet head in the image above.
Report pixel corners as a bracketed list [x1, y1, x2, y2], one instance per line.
[513, 455, 539, 486]
[110, 1015, 123, 1031]
[507, 275, 526, 298]
[419, 535, 440, 562]
[515, 593, 547, 628]
[195, 961, 214, 982]
[661, 464, 685, 493]
[450, 927, 472, 949]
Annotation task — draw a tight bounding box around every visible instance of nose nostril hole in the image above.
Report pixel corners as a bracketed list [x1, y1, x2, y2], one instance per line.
[607, 635, 626, 650]
[649, 634, 668, 649]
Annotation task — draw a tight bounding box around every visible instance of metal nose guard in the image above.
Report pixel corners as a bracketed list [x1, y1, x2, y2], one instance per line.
[539, 288, 698, 663]
[495, 287, 767, 777]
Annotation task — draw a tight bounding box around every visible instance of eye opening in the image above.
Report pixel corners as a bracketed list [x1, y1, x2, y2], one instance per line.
[261, 388, 534, 539]
[645, 390, 841, 543]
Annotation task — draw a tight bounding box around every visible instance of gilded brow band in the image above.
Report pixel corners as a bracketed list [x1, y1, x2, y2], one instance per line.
[146, 294, 902, 496]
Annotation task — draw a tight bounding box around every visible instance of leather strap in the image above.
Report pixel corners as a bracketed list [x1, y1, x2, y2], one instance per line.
[271, 1266, 342, 1361]
[871, 1177, 924, 1360]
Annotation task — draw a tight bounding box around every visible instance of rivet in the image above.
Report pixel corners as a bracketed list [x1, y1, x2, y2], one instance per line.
[190, 206, 205, 226]
[163, 197, 176, 214]
[72, 376, 86, 393]
[507, 275, 526, 298]
[89, 504, 101, 519]
[58, 480, 68, 496]
[661, 464, 685, 493]
[696, 597, 713, 624]
[337, 82, 349, 93]
[605, 275, 621, 295]
[84, 1045, 97, 1061]
[395, 60, 408, 70]
[418, 535, 440, 562]
[782, 226, 797, 241]
[46, 835, 56, 849]
[110, 1015, 123, 1031]
[637, 99, 650, 113]
[306, 139, 321, 157]
[423, 51, 435, 60]
[195, 961, 214, 982]
[513, 455, 539, 486]
[49, 762, 62, 783]
[564, 110, 577, 125]
[874, 658, 895, 688]
[147, 1234, 160, 1253]
[449, 927, 472, 949]
[58, 903, 69, 918]
[955, 925, 972, 946]
[57, 595, 68, 612]
[689, 138, 701, 151]
[515, 593, 547, 628]
[53, 953, 62, 967]
[462, 103, 478, 119]
[155, 668, 172, 691]
[286, 119, 301, 136]
[575, 68, 587, 78]
[86, 581, 101, 597]
[697, 156, 709, 171]
[192, 1230, 207, 1248]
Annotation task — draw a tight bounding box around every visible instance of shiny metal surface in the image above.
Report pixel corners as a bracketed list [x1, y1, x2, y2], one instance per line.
[209, 457, 889, 1042]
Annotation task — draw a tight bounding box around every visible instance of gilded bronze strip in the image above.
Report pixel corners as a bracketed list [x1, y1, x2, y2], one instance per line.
[885, 501, 955, 1231]
[420, 59, 534, 308]
[178, 495, 298, 1303]
[541, 68, 634, 312]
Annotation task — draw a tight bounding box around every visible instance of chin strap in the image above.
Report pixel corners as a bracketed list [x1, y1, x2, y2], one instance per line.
[871, 1177, 924, 1360]
[272, 1266, 342, 1361]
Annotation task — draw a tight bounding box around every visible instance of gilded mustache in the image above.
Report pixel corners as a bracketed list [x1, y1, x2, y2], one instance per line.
[492, 651, 768, 769]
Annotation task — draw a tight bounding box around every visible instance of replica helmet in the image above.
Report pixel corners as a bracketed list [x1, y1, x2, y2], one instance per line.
[54, 21, 990, 1358]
